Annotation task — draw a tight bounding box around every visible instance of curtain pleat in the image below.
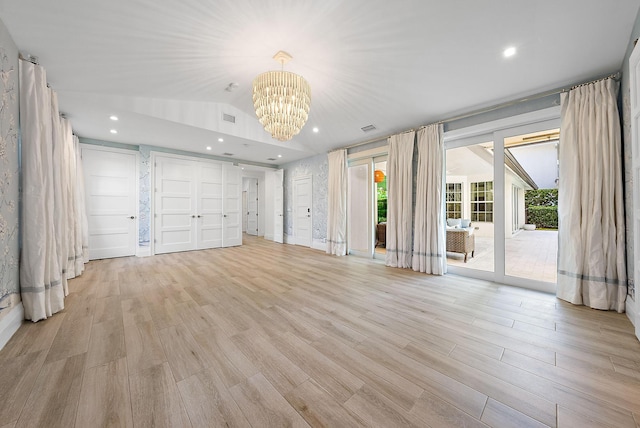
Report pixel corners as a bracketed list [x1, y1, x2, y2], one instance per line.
[19, 60, 88, 321]
[385, 131, 415, 268]
[326, 149, 347, 256]
[557, 78, 627, 312]
[412, 124, 446, 274]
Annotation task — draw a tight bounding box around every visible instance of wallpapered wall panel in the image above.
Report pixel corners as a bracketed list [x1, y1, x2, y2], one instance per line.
[282, 153, 328, 241]
[0, 24, 20, 322]
[139, 145, 152, 247]
[620, 9, 640, 301]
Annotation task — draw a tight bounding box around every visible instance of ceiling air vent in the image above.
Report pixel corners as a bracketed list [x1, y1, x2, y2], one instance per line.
[361, 124, 376, 133]
[222, 152, 234, 156]
[222, 113, 236, 123]
[267, 158, 277, 161]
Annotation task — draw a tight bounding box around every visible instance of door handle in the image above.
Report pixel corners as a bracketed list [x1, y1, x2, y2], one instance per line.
[192, 215, 196, 218]
[197, 215, 202, 218]
[128, 216, 135, 219]
[223, 214, 227, 218]
[307, 215, 311, 217]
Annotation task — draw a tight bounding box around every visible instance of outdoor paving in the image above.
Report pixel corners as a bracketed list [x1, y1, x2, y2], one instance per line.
[447, 229, 558, 284]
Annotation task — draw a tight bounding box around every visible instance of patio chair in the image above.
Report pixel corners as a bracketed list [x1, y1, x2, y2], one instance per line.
[446, 226, 475, 262]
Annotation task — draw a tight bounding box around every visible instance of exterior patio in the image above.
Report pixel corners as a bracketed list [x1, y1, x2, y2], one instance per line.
[446, 229, 558, 284]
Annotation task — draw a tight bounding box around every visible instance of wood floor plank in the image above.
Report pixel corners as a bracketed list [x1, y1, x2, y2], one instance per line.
[229, 373, 310, 428]
[93, 295, 122, 324]
[177, 367, 251, 428]
[75, 357, 133, 427]
[158, 323, 209, 382]
[0, 350, 48, 423]
[124, 320, 167, 375]
[356, 339, 490, 419]
[410, 389, 489, 428]
[0, 313, 64, 359]
[450, 344, 637, 428]
[272, 331, 363, 403]
[45, 313, 92, 363]
[192, 327, 259, 388]
[129, 362, 192, 427]
[501, 349, 640, 414]
[285, 379, 367, 428]
[15, 353, 85, 428]
[85, 317, 126, 369]
[557, 405, 619, 428]
[231, 329, 309, 394]
[296, 306, 367, 345]
[480, 398, 550, 428]
[343, 384, 426, 428]
[121, 295, 152, 327]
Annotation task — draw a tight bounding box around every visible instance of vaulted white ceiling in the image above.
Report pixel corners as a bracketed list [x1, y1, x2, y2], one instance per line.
[1, 0, 638, 166]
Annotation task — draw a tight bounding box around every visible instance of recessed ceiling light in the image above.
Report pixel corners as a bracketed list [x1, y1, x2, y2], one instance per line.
[312, 127, 319, 133]
[277, 154, 283, 158]
[109, 115, 118, 121]
[218, 138, 224, 142]
[206, 146, 212, 150]
[503, 46, 516, 58]
[110, 129, 118, 134]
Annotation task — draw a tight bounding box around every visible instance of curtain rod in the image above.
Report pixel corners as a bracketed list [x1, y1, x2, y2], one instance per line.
[342, 71, 621, 151]
[18, 52, 39, 64]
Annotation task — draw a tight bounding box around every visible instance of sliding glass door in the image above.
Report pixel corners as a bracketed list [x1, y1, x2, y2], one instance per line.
[444, 111, 560, 293]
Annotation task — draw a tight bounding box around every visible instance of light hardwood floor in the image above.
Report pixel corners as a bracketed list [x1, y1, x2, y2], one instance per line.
[1, 235, 639, 427]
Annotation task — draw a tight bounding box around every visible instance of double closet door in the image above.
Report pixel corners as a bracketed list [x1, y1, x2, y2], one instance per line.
[154, 155, 241, 254]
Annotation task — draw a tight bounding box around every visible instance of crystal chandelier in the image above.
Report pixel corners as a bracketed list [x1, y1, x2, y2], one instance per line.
[252, 51, 311, 142]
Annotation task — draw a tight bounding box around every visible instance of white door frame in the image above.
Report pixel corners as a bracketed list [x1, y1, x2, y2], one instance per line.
[629, 41, 640, 340]
[293, 175, 313, 247]
[81, 144, 139, 259]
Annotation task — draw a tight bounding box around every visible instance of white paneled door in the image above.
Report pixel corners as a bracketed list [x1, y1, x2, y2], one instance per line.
[197, 162, 224, 249]
[223, 164, 242, 246]
[154, 155, 240, 254]
[82, 145, 137, 260]
[294, 176, 312, 247]
[273, 169, 284, 243]
[154, 156, 197, 254]
[246, 178, 259, 236]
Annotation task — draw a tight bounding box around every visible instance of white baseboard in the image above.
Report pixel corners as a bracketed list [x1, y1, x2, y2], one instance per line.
[137, 246, 152, 257]
[0, 302, 24, 352]
[264, 233, 274, 241]
[311, 239, 326, 252]
[284, 234, 293, 245]
[626, 296, 637, 327]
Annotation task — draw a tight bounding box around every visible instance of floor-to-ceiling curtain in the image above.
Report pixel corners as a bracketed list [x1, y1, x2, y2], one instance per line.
[327, 149, 348, 256]
[385, 131, 415, 268]
[557, 77, 626, 312]
[19, 59, 88, 321]
[413, 124, 446, 274]
[51, 91, 69, 295]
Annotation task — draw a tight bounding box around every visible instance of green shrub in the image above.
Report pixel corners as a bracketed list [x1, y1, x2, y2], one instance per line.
[525, 189, 558, 207]
[378, 198, 387, 223]
[527, 206, 558, 229]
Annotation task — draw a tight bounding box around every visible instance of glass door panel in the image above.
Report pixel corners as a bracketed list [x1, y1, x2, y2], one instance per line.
[445, 143, 494, 273]
[374, 158, 387, 259]
[503, 129, 559, 284]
